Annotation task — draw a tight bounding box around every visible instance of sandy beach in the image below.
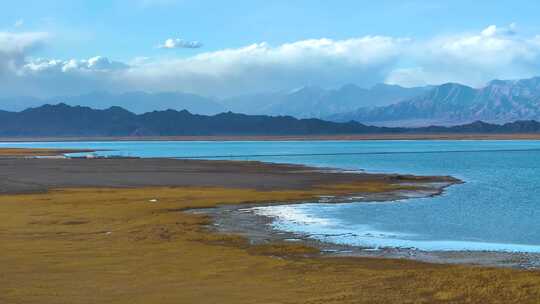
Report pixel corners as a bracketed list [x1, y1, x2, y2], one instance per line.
[2, 149, 540, 303]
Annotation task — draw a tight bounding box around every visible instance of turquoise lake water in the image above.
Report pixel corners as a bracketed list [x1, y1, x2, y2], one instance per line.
[3, 140, 540, 252]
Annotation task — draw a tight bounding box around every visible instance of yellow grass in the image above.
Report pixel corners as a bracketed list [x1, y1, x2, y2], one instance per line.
[1, 186, 540, 304]
[0, 148, 93, 157]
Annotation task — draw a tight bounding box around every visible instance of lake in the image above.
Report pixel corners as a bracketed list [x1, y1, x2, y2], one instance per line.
[3, 140, 540, 252]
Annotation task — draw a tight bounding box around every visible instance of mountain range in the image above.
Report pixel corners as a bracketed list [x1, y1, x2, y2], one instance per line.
[2, 103, 540, 137]
[0, 91, 226, 115]
[0, 83, 425, 118]
[221, 83, 429, 118]
[0, 104, 385, 137]
[3, 77, 540, 127]
[329, 77, 540, 126]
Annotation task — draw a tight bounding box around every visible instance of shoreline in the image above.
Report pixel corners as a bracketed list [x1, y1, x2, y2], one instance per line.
[3, 149, 537, 267]
[196, 198, 540, 270]
[9, 185, 540, 303]
[2, 150, 537, 268]
[3, 152, 540, 302]
[3, 133, 540, 142]
[0, 157, 457, 194]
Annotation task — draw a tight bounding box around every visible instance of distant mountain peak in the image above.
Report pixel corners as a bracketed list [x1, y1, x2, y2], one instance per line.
[106, 105, 135, 115]
[339, 83, 364, 90]
[429, 82, 475, 99]
[372, 83, 404, 90]
[486, 79, 510, 86]
[290, 85, 325, 95]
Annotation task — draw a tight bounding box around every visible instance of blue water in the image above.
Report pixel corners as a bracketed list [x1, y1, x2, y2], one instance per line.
[3, 140, 540, 252]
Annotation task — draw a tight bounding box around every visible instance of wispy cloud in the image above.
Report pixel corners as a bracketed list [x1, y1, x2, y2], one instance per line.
[0, 31, 49, 75]
[14, 19, 24, 28]
[158, 38, 202, 49]
[0, 31, 48, 53]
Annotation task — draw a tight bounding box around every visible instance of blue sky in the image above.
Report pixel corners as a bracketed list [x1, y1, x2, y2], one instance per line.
[2, 0, 540, 98]
[4, 0, 538, 60]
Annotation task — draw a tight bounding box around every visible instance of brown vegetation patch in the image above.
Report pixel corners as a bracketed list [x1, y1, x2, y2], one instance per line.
[1, 186, 540, 303]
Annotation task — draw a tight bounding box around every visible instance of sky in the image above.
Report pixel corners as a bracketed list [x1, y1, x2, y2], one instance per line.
[2, 0, 540, 98]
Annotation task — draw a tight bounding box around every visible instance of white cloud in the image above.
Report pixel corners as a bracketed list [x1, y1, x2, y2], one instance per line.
[158, 38, 202, 49]
[129, 36, 405, 95]
[481, 23, 517, 37]
[136, 0, 181, 8]
[3, 24, 540, 99]
[86, 56, 128, 70]
[386, 24, 540, 87]
[0, 31, 49, 76]
[14, 19, 24, 28]
[0, 31, 126, 97]
[0, 31, 48, 55]
[22, 56, 128, 74]
[0, 35, 405, 97]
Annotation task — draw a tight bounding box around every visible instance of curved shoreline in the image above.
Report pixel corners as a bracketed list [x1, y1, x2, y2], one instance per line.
[3, 150, 534, 268]
[3, 153, 540, 303]
[0, 156, 458, 194]
[196, 197, 540, 269]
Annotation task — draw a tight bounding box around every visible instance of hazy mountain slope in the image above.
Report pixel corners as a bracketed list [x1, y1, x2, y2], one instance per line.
[4, 76, 540, 126]
[470, 78, 540, 122]
[0, 84, 428, 119]
[0, 96, 45, 112]
[221, 84, 429, 118]
[55, 91, 227, 114]
[0, 91, 226, 115]
[329, 77, 540, 126]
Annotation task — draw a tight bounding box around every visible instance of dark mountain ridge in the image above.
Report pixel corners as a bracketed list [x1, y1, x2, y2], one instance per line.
[0, 104, 386, 136]
[2, 104, 540, 137]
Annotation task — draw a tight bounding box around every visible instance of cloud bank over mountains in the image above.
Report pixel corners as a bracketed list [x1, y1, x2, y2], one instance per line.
[2, 24, 540, 98]
[386, 24, 540, 87]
